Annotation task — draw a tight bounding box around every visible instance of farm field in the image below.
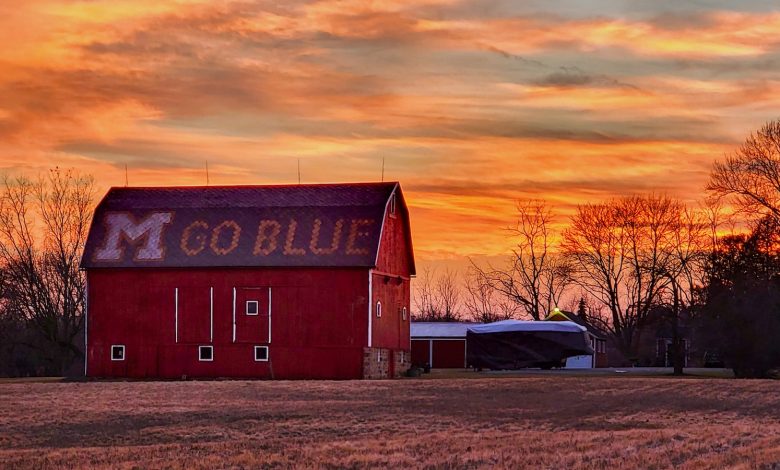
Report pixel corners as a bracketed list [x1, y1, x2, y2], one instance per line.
[1, 377, 779, 469]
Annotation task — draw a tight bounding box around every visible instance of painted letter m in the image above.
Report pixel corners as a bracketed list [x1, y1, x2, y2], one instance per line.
[94, 212, 174, 262]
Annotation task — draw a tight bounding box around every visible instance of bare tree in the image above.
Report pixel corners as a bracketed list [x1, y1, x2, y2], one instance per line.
[0, 169, 94, 374]
[412, 267, 440, 321]
[562, 194, 684, 360]
[708, 120, 780, 222]
[436, 268, 461, 321]
[475, 200, 572, 320]
[412, 267, 462, 321]
[462, 266, 519, 323]
[656, 206, 712, 375]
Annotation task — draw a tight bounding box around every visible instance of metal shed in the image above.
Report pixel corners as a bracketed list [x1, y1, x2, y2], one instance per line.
[410, 322, 479, 368]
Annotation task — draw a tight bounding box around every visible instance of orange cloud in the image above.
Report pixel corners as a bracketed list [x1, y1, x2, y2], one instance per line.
[0, 0, 777, 265]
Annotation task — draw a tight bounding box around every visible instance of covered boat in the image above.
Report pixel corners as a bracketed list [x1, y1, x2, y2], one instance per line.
[466, 320, 594, 370]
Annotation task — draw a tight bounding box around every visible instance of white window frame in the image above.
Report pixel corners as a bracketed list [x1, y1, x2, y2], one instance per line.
[199, 345, 214, 362]
[111, 345, 125, 361]
[254, 345, 269, 362]
[376, 301, 382, 318]
[246, 300, 259, 316]
[402, 306, 407, 321]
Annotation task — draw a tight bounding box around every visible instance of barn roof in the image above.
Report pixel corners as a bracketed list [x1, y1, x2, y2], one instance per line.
[81, 182, 415, 272]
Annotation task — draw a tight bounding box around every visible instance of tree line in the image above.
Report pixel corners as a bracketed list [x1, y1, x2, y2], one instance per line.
[413, 120, 780, 378]
[0, 169, 94, 376]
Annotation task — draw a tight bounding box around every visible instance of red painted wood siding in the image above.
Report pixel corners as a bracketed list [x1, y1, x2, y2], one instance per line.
[370, 199, 412, 352]
[431, 340, 466, 368]
[375, 200, 412, 277]
[86, 267, 371, 379]
[409, 339, 466, 368]
[411, 339, 429, 366]
[178, 286, 211, 343]
[371, 275, 410, 351]
[235, 287, 270, 343]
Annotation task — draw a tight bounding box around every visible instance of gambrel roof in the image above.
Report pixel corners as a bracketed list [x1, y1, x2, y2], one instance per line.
[81, 182, 414, 272]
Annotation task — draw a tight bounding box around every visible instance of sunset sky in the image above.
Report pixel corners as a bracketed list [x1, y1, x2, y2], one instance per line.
[2, 0, 779, 267]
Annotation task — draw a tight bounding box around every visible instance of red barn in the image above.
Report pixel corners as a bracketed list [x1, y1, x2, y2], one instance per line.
[81, 182, 415, 379]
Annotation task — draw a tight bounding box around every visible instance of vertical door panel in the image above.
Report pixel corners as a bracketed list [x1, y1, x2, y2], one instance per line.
[235, 287, 270, 343]
[179, 286, 211, 344]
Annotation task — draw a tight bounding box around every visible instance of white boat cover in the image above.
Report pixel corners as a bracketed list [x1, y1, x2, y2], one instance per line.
[467, 319, 586, 334]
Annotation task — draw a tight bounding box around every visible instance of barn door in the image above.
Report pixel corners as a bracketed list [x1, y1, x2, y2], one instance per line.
[178, 286, 211, 344]
[234, 287, 271, 344]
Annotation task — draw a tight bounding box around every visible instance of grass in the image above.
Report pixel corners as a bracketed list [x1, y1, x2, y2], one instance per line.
[1, 376, 779, 469]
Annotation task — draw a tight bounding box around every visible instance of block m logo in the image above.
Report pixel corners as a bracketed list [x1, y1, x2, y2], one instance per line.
[94, 212, 174, 262]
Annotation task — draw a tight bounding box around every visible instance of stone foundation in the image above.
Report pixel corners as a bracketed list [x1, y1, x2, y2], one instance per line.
[394, 348, 411, 378]
[362, 347, 411, 379]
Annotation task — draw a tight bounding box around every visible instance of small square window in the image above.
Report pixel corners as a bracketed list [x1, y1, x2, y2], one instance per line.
[254, 346, 269, 362]
[246, 300, 259, 315]
[111, 345, 125, 361]
[199, 345, 214, 362]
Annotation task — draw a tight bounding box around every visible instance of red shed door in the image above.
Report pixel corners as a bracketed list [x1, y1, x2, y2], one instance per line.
[432, 339, 466, 368]
[178, 286, 211, 343]
[234, 287, 270, 343]
[411, 340, 430, 367]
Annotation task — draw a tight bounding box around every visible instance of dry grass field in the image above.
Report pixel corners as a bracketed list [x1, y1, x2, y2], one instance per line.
[1, 376, 780, 469]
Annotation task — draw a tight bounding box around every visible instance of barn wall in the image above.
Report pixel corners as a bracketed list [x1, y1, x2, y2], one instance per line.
[366, 198, 412, 376]
[375, 199, 412, 277]
[86, 267, 370, 379]
[371, 274, 410, 350]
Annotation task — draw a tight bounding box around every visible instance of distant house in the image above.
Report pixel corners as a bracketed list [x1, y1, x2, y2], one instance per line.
[633, 306, 699, 368]
[544, 309, 608, 368]
[80, 182, 415, 380]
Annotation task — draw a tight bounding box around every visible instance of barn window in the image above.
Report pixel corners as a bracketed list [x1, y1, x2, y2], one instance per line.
[402, 307, 407, 321]
[199, 345, 214, 361]
[246, 300, 259, 316]
[376, 301, 382, 318]
[111, 345, 125, 361]
[254, 346, 269, 362]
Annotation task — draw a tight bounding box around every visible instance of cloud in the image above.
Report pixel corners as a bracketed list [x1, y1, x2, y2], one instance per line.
[0, 0, 778, 262]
